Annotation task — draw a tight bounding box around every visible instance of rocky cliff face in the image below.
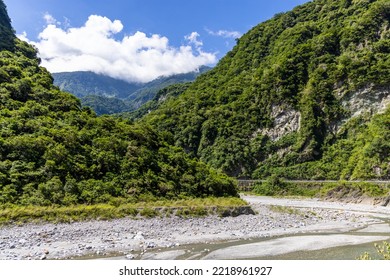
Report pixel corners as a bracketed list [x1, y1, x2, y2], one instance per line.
[260, 85, 389, 140]
[254, 105, 301, 142]
[342, 85, 389, 117]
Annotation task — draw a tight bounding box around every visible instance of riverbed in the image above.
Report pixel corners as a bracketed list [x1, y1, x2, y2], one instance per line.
[1, 195, 389, 260]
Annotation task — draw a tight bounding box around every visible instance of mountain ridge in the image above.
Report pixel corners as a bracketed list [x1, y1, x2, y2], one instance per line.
[142, 0, 390, 180]
[0, 0, 15, 51]
[52, 66, 211, 115]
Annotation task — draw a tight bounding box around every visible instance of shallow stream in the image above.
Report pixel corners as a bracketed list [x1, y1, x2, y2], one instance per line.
[94, 219, 390, 260]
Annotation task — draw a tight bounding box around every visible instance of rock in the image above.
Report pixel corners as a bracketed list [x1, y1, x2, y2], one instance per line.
[126, 254, 135, 260]
[40, 254, 47, 260]
[134, 233, 145, 241]
[44, 249, 49, 255]
[19, 239, 27, 245]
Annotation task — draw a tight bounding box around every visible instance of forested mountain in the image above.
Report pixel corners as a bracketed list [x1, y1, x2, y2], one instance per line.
[122, 83, 192, 121]
[143, 0, 390, 180]
[81, 95, 129, 115]
[52, 67, 211, 115]
[53, 71, 141, 99]
[124, 66, 212, 109]
[0, 1, 236, 206]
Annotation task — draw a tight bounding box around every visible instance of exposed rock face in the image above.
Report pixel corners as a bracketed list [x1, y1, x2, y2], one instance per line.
[341, 85, 390, 118]
[254, 105, 301, 141]
[253, 86, 389, 145]
[330, 85, 390, 134]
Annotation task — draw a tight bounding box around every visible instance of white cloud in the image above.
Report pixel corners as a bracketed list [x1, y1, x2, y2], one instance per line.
[43, 13, 57, 25]
[206, 28, 242, 39]
[185, 32, 203, 48]
[23, 15, 217, 83]
[17, 31, 29, 42]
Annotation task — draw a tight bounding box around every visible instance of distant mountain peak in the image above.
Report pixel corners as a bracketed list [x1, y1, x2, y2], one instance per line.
[52, 66, 212, 115]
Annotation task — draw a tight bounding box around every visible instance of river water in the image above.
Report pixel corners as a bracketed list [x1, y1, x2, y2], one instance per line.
[95, 220, 390, 260]
[81, 196, 390, 260]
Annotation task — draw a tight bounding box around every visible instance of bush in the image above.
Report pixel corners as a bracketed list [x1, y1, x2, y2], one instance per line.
[358, 242, 390, 260]
[254, 174, 286, 196]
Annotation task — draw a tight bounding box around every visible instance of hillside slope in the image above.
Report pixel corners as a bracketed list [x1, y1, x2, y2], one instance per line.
[0, 0, 14, 51]
[124, 66, 211, 109]
[0, 1, 236, 206]
[52, 71, 141, 99]
[144, 0, 390, 180]
[53, 67, 211, 115]
[122, 83, 192, 121]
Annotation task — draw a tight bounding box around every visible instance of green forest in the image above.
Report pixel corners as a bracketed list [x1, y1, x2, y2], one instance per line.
[52, 66, 211, 116]
[0, 1, 236, 208]
[0, 0, 389, 211]
[143, 0, 389, 180]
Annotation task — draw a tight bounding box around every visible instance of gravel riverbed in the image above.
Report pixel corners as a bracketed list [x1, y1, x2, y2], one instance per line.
[1, 196, 388, 260]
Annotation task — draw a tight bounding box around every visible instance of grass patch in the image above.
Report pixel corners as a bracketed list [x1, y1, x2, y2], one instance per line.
[139, 208, 159, 218]
[175, 206, 209, 218]
[0, 197, 247, 225]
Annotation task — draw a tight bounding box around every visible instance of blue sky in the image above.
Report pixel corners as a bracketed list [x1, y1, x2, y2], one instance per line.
[5, 0, 310, 82]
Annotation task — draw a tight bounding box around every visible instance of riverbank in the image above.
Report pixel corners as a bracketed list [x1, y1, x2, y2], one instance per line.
[1, 195, 389, 260]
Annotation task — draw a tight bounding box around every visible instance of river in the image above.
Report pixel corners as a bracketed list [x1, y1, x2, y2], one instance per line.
[95, 196, 390, 260]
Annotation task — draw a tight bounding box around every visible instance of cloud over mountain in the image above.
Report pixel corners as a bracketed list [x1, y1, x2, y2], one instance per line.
[206, 28, 242, 39]
[21, 15, 216, 83]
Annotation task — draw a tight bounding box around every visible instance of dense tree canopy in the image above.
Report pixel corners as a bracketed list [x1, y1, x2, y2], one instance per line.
[0, 2, 237, 206]
[125, 83, 192, 121]
[0, 0, 15, 51]
[143, 0, 390, 180]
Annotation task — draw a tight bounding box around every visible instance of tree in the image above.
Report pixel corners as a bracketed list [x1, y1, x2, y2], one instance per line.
[0, 0, 15, 51]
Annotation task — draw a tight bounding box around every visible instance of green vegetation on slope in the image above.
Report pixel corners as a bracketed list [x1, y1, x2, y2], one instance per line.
[53, 66, 211, 115]
[0, 1, 237, 208]
[263, 107, 390, 179]
[0, 0, 14, 51]
[253, 175, 389, 198]
[53, 71, 141, 99]
[123, 83, 192, 121]
[124, 66, 212, 110]
[143, 0, 390, 179]
[81, 95, 129, 115]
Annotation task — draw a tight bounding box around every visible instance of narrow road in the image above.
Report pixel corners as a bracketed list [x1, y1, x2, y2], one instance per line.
[242, 195, 390, 218]
[237, 179, 390, 191]
[238, 179, 390, 184]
